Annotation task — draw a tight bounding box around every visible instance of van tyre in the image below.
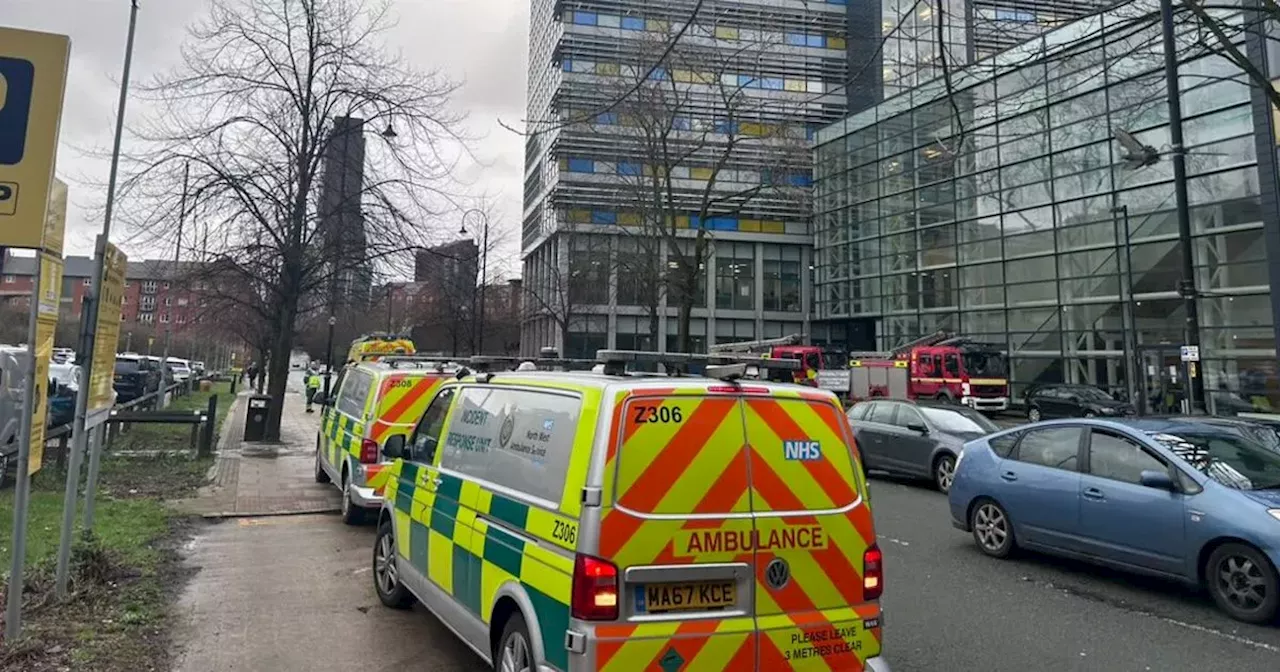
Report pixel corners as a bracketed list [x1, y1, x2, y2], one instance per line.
[496, 613, 533, 672]
[971, 499, 1015, 558]
[340, 471, 367, 525]
[1206, 543, 1280, 624]
[373, 518, 413, 609]
[314, 438, 330, 484]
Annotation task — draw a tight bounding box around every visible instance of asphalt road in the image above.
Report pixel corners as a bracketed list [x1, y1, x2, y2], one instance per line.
[869, 473, 1280, 671]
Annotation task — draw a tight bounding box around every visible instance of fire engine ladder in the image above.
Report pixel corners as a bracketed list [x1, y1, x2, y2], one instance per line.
[706, 333, 805, 355]
[845, 331, 955, 362]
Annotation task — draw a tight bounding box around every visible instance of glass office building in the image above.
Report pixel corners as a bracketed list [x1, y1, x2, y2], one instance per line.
[814, 0, 1280, 411]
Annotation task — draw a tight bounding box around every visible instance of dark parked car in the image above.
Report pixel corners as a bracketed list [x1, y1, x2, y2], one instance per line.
[847, 399, 999, 493]
[950, 417, 1280, 624]
[1026, 383, 1134, 422]
[113, 355, 161, 405]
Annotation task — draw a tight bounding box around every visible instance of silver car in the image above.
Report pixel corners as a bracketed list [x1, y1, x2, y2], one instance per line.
[848, 399, 1000, 493]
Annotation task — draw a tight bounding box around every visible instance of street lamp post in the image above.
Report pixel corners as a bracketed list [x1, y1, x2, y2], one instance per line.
[323, 315, 337, 400]
[459, 209, 489, 355]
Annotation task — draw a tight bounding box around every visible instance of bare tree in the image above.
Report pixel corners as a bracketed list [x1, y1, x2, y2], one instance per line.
[116, 0, 463, 439]
[571, 32, 810, 351]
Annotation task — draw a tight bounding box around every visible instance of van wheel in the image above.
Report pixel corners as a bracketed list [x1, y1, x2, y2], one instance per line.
[1206, 543, 1280, 624]
[373, 518, 414, 609]
[971, 499, 1015, 558]
[314, 438, 330, 484]
[495, 613, 534, 672]
[340, 471, 366, 525]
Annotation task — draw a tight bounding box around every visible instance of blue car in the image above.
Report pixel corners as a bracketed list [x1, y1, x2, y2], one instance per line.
[949, 417, 1280, 624]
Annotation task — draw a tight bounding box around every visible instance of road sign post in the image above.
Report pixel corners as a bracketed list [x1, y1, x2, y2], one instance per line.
[2, 26, 70, 642]
[81, 240, 127, 533]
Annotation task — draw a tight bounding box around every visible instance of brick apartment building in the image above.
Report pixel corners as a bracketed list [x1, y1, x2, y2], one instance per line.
[0, 252, 212, 329]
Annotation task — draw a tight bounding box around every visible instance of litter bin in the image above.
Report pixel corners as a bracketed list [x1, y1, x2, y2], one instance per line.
[244, 394, 271, 442]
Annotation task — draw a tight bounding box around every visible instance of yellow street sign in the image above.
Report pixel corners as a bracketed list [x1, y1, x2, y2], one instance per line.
[87, 242, 127, 428]
[0, 28, 71, 250]
[28, 252, 62, 475]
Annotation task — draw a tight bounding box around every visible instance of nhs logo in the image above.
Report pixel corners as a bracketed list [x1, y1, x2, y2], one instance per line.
[0, 57, 36, 166]
[783, 440, 822, 461]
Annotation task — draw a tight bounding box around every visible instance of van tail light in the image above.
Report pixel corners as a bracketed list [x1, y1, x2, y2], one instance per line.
[962, 382, 971, 396]
[863, 545, 884, 600]
[571, 554, 619, 621]
[360, 438, 380, 464]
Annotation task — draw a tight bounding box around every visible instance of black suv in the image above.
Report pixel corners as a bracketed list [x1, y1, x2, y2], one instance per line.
[1025, 383, 1135, 422]
[113, 356, 161, 405]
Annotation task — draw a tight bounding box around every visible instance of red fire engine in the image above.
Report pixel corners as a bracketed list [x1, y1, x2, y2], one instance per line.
[834, 331, 1010, 411]
[707, 334, 840, 386]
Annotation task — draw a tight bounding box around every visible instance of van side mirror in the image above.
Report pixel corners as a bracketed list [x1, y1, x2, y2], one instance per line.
[383, 435, 406, 460]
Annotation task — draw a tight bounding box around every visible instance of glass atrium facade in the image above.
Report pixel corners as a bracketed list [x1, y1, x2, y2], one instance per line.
[814, 0, 1280, 411]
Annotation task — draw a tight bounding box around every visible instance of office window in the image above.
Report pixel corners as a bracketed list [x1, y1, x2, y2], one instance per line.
[715, 241, 755, 310]
[763, 246, 802, 312]
[2, 276, 13, 284]
[159, 313, 170, 324]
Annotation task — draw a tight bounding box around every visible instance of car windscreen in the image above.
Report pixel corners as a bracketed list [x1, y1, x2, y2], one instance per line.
[1148, 430, 1280, 490]
[115, 360, 141, 374]
[919, 406, 998, 434]
[962, 352, 1005, 377]
[1071, 387, 1112, 401]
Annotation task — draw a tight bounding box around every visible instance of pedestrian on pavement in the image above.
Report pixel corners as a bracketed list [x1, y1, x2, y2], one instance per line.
[247, 362, 259, 389]
[305, 367, 321, 413]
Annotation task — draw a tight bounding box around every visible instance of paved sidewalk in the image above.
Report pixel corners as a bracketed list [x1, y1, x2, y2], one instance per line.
[169, 384, 480, 671]
[175, 384, 339, 517]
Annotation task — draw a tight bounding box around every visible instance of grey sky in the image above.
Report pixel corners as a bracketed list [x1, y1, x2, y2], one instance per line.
[5, 0, 529, 279]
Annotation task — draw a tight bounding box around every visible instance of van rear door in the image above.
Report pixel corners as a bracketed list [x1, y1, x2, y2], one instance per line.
[742, 392, 882, 670]
[595, 389, 758, 670]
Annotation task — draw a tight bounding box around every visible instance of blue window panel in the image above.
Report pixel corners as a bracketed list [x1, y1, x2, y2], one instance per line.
[828, 0, 848, 5]
[596, 112, 619, 125]
[806, 34, 825, 48]
[617, 162, 640, 176]
[785, 33, 807, 46]
[806, 125, 818, 141]
[592, 211, 617, 225]
[761, 77, 784, 90]
[789, 173, 814, 187]
[672, 116, 691, 131]
[689, 215, 703, 229]
[562, 60, 573, 72]
[714, 119, 736, 134]
[567, 158, 595, 173]
[621, 16, 645, 30]
[573, 11, 597, 25]
[737, 74, 756, 87]
[709, 217, 738, 230]
[648, 67, 667, 81]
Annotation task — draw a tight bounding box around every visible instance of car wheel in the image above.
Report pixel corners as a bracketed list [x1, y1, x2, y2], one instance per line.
[1206, 543, 1280, 624]
[314, 438, 330, 484]
[1028, 406, 1042, 422]
[373, 518, 414, 609]
[496, 612, 534, 672]
[340, 471, 366, 525]
[933, 453, 957, 493]
[970, 499, 1015, 558]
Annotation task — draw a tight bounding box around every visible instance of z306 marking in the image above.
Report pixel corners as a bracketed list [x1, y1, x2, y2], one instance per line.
[631, 405, 684, 424]
[552, 519, 578, 545]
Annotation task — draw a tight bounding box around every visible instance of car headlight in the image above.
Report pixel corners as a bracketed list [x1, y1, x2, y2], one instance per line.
[1269, 509, 1280, 523]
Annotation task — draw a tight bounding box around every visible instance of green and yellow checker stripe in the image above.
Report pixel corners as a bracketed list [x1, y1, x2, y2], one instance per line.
[382, 461, 576, 671]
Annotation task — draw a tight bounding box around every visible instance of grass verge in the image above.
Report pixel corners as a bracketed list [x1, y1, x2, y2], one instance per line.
[0, 383, 232, 672]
